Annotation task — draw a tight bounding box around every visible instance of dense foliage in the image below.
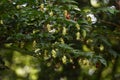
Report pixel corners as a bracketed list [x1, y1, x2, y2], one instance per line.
[0, 0, 120, 80]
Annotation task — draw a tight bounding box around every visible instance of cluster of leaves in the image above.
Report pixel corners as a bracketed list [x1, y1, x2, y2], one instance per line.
[0, 0, 120, 79]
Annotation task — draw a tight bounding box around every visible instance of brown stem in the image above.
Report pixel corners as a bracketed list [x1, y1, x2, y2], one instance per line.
[111, 56, 119, 80]
[100, 20, 120, 28]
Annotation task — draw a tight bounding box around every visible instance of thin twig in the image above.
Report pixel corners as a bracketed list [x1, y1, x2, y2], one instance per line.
[100, 20, 120, 28]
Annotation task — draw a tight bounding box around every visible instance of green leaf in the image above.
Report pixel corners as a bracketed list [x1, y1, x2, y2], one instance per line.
[108, 49, 118, 58]
[82, 30, 87, 38]
[101, 37, 111, 47]
[92, 55, 107, 66]
[99, 58, 107, 66]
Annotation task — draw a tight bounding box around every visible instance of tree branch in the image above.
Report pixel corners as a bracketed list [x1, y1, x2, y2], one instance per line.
[100, 20, 120, 28]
